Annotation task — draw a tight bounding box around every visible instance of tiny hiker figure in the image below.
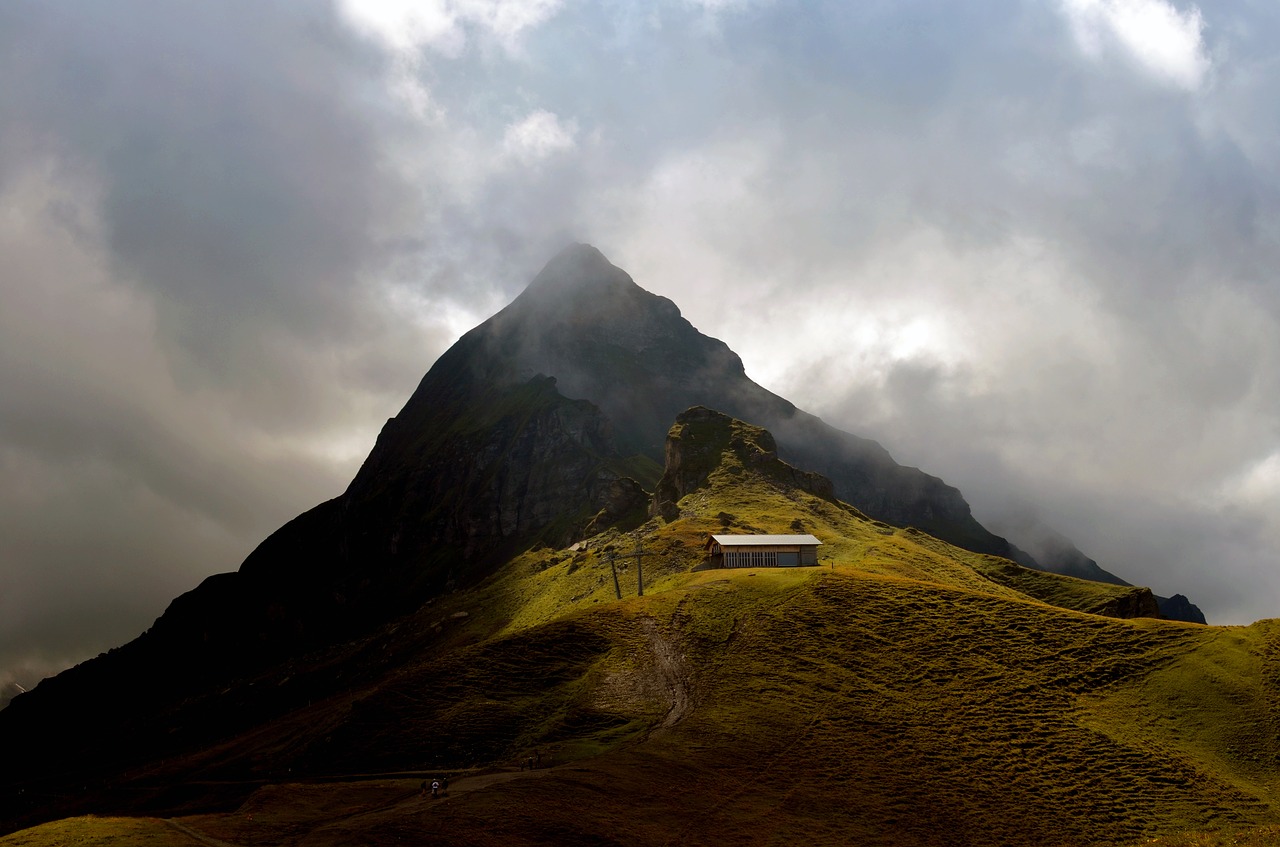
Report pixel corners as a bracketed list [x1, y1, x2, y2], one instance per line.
[431, 779, 440, 799]
[535, 750, 541, 768]
[442, 774, 450, 794]
[419, 779, 426, 796]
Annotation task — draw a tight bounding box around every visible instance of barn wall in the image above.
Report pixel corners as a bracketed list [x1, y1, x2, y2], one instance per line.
[720, 545, 818, 568]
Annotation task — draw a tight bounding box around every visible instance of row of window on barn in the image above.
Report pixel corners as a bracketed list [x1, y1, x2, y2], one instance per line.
[704, 534, 821, 568]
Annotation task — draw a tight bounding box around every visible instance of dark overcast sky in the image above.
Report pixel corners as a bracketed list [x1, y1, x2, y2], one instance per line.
[4, 0, 1279, 693]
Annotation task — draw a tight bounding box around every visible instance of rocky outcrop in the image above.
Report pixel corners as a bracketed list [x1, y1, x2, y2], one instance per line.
[1094, 586, 1163, 620]
[651, 406, 836, 521]
[1156, 594, 1207, 624]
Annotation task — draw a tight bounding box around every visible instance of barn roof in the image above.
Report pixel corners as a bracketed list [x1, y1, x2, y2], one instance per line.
[708, 534, 822, 547]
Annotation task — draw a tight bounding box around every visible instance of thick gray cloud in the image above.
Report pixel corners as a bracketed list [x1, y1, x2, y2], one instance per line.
[0, 0, 436, 690]
[3, 0, 1280, 696]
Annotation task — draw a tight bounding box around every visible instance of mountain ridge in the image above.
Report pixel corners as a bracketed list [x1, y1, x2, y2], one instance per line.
[0, 243, 1203, 732]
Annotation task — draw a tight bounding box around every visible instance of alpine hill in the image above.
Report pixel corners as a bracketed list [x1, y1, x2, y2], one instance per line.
[2, 406, 1276, 847]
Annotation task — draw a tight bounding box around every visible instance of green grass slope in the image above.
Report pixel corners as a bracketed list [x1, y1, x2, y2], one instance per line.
[56, 565, 1278, 847]
[174, 573, 1277, 846]
[7, 413, 1277, 846]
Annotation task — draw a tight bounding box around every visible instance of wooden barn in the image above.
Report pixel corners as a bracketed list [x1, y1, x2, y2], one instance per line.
[704, 534, 822, 568]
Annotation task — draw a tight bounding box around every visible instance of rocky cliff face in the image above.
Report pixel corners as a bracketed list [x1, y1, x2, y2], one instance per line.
[243, 374, 626, 590]
[173, 372, 640, 662]
[1156, 593, 1207, 624]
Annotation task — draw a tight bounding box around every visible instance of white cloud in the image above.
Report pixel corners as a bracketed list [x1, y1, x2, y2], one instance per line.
[1218, 451, 1280, 509]
[334, 1, 565, 123]
[502, 109, 578, 163]
[335, 0, 564, 55]
[457, 0, 565, 45]
[1061, 0, 1210, 90]
[682, 0, 772, 14]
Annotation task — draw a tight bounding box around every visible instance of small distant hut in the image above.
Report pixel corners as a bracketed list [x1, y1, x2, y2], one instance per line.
[704, 534, 822, 568]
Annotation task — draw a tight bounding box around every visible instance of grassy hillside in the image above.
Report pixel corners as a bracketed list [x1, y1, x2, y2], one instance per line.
[19, 565, 1275, 847]
[5, 415, 1277, 846]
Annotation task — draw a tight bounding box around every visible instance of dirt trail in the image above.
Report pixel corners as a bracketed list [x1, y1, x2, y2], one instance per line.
[439, 768, 551, 796]
[166, 818, 242, 847]
[642, 618, 690, 728]
[401, 767, 555, 803]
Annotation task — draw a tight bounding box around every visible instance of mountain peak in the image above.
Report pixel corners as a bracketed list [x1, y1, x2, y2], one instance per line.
[522, 242, 634, 300]
[546, 241, 612, 270]
[499, 242, 674, 338]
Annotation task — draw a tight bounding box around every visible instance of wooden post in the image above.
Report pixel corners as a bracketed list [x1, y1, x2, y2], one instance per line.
[608, 552, 622, 600]
[633, 537, 645, 597]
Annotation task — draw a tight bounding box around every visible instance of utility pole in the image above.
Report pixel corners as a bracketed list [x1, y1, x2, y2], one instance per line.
[633, 536, 645, 597]
[607, 551, 622, 600]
